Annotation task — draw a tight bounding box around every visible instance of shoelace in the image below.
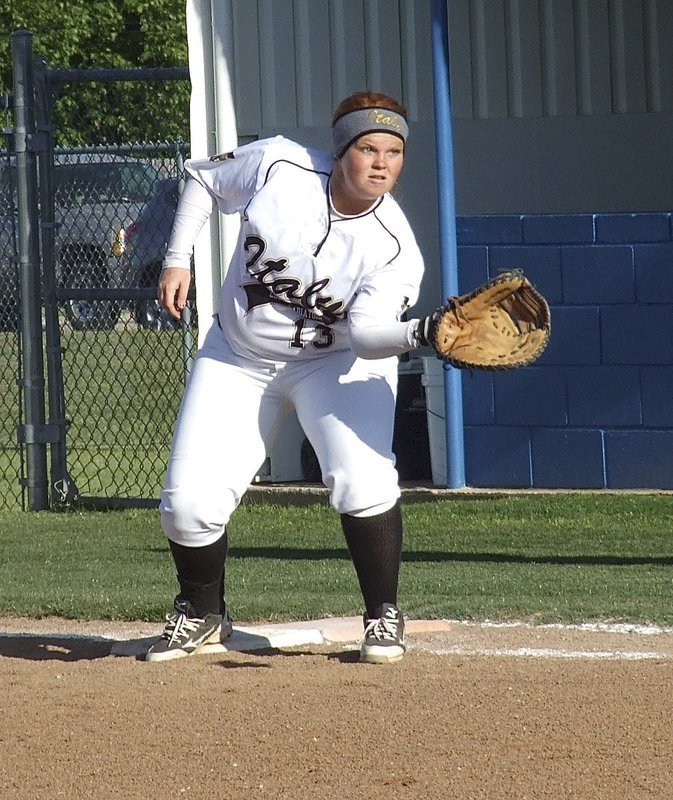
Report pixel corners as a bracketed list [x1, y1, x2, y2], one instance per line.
[163, 612, 206, 645]
[363, 614, 400, 643]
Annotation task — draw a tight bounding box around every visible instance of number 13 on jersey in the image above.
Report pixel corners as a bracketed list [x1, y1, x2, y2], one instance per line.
[291, 317, 335, 349]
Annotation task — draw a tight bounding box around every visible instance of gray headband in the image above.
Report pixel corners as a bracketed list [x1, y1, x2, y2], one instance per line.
[332, 107, 409, 158]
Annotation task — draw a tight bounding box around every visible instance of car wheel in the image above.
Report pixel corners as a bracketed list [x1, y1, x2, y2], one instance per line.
[133, 298, 180, 331]
[133, 262, 180, 332]
[65, 297, 120, 331]
[60, 254, 121, 331]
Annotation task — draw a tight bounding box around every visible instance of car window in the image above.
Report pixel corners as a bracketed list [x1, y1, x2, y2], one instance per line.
[117, 164, 163, 202]
[53, 162, 163, 207]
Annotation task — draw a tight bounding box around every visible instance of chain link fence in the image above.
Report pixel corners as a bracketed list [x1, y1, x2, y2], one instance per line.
[49, 143, 198, 509]
[1, 34, 202, 510]
[0, 145, 22, 508]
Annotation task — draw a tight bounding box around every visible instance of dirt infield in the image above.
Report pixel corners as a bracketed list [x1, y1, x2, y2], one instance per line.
[2, 617, 673, 799]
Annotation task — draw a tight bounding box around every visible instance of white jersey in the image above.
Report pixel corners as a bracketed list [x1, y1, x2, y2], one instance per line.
[184, 136, 425, 363]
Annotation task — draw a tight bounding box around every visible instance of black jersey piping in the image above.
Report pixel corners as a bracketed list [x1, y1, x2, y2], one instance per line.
[242, 158, 334, 258]
[371, 206, 402, 264]
[241, 157, 396, 260]
[328, 199, 401, 265]
[313, 176, 333, 257]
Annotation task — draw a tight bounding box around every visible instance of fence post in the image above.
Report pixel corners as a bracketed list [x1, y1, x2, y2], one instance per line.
[174, 143, 195, 379]
[33, 55, 78, 506]
[431, 0, 465, 489]
[12, 30, 49, 510]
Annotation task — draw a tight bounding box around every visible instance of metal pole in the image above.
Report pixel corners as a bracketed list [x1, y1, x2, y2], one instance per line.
[34, 54, 78, 506]
[430, 0, 465, 488]
[12, 29, 49, 509]
[175, 143, 195, 379]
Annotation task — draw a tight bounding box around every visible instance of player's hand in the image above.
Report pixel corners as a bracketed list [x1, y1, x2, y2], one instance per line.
[158, 267, 191, 320]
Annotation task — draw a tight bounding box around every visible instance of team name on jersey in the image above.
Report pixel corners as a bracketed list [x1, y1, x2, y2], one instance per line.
[243, 234, 346, 325]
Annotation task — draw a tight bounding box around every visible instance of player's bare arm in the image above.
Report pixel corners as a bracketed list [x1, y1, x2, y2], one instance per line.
[158, 267, 191, 320]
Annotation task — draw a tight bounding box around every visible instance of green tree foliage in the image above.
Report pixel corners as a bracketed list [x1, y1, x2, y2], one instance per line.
[0, 0, 191, 145]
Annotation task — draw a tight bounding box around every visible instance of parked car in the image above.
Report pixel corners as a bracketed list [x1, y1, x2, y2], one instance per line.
[114, 176, 182, 330]
[52, 154, 165, 330]
[0, 153, 166, 331]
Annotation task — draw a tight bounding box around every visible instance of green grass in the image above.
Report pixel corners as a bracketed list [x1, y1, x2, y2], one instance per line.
[0, 331, 23, 508]
[1, 493, 672, 625]
[0, 325, 191, 506]
[57, 326, 187, 498]
[58, 325, 188, 446]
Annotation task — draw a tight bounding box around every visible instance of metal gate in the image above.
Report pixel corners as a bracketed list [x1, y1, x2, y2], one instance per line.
[3, 30, 198, 510]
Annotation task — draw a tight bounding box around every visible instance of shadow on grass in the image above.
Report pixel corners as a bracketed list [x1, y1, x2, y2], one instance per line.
[403, 551, 673, 567]
[213, 546, 673, 568]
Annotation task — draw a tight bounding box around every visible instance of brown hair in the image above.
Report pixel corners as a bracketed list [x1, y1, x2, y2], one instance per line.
[332, 91, 408, 126]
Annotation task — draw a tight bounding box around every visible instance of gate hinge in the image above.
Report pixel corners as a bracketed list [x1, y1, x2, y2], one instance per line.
[26, 131, 50, 152]
[4, 130, 49, 154]
[16, 423, 63, 444]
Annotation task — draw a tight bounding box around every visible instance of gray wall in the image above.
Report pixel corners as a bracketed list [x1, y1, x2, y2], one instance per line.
[224, 0, 673, 215]
[225, 0, 435, 137]
[220, 0, 441, 315]
[218, 0, 673, 305]
[447, 0, 673, 213]
[202, 0, 673, 488]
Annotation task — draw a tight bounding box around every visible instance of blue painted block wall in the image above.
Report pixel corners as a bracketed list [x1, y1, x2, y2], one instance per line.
[455, 213, 673, 489]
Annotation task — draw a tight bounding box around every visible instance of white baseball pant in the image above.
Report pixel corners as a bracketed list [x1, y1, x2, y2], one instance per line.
[160, 322, 401, 547]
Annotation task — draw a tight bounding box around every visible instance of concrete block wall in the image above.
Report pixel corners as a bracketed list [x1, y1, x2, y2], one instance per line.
[456, 213, 673, 489]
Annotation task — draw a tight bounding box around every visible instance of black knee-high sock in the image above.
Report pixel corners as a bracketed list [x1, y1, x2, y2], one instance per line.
[340, 501, 403, 619]
[168, 530, 228, 617]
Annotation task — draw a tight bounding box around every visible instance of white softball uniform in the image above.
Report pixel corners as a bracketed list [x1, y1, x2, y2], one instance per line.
[160, 137, 425, 547]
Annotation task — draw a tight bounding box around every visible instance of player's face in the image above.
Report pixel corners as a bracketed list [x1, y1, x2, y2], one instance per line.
[331, 132, 405, 215]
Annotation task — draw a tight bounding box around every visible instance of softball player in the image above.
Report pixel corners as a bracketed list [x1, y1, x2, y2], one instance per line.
[148, 91, 431, 664]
